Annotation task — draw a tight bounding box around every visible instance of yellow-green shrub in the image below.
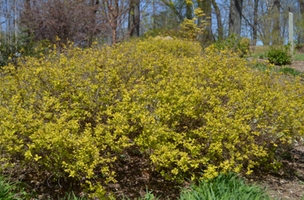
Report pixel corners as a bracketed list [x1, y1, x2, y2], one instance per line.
[143, 28, 185, 39]
[0, 37, 304, 198]
[213, 34, 250, 57]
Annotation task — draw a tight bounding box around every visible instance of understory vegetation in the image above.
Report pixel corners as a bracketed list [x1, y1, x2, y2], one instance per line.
[0, 37, 304, 199]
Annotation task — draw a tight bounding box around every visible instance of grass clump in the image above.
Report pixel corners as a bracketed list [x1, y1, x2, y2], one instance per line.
[252, 53, 267, 59]
[1, 37, 304, 198]
[293, 53, 304, 61]
[278, 66, 304, 77]
[0, 173, 88, 200]
[180, 173, 271, 200]
[0, 175, 32, 200]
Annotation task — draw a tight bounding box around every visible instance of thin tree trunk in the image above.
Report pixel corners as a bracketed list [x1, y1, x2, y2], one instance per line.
[153, 0, 155, 35]
[15, 0, 17, 50]
[272, 0, 280, 45]
[112, 27, 117, 45]
[128, 0, 140, 37]
[88, 0, 99, 46]
[9, 0, 11, 52]
[5, 0, 7, 51]
[253, 0, 258, 45]
[186, 2, 192, 19]
[264, 0, 273, 45]
[0, 0, 2, 58]
[197, 0, 203, 39]
[112, 0, 119, 44]
[300, 0, 304, 22]
[211, 0, 223, 39]
[25, 0, 31, 43]
[206, 0, 212, 41]
[0, 0, 2, 46]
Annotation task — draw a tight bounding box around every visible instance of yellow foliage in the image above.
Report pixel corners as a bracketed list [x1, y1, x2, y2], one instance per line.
[179, 7, 206, 40]
[0, 37, 304, 197]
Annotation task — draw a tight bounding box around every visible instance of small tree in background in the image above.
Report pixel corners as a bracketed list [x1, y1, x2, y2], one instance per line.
[20, 0, 108, 48]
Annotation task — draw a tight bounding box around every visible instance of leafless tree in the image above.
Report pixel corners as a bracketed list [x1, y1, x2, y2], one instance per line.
[20, 0, 109, 47]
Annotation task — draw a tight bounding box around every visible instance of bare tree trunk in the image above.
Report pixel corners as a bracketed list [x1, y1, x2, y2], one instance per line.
[272, 0, 280, 45]
[25, 0, 31, 43]
[211, 0, 223, 39]
[197, 0, 203, 39]
[128, 0, 140, 37]
[9, 0, 11, 52]
[264, 0, 273, 45]
[0, 0, 2, 45]
[253, 0, 258, 45]
[205, 0, 212, 41]
[198, 0, 212, 42]
[0, 0, 2, 58]
[15, 0, 17, 50]
[88, 0, 99, 46]
[299, 0, 304, 40]
[300, 0, 304, 16]
[112, 0, 119, 44]
[5, 0, 7, 51]
[153, 0, 155, 35]
[229, 0, 243, 36]
[186, 2, 192, 19]
[112, 26, 117, 45]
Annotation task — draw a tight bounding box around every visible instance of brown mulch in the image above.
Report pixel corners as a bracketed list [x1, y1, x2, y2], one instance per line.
[3, 144, 304, 200]
[244, 145, 304, 200]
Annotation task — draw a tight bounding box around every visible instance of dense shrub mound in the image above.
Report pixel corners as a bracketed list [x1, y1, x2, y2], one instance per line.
[0, 37, 304, 198]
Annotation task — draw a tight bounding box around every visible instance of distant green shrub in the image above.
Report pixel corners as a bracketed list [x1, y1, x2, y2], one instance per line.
[266, 44, 292, 66]
[0, 33, 51, 69]
[213, 34, 250, 57]
[295, 43, 304, 53]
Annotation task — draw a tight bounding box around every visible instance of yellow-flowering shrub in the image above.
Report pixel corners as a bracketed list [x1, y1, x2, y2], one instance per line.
[0, 37, 304, 198]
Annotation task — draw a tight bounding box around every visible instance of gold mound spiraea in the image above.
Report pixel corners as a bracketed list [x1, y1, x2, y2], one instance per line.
[0, 37, 303, 198]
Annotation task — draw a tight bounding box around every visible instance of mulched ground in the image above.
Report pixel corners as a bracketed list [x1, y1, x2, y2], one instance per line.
[244, 145, 304, 200]
[3, 144, 304, 200]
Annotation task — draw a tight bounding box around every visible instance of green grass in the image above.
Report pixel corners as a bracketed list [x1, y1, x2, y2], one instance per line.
[251, 53, 267, 59]
[249, 59, 304, 78]
[293, 53, 304, 61]
[179, 173, 271, 200]
[0, 173, 88, 200]
[278, 66, 304, 77]
[0, 175, 32, 200]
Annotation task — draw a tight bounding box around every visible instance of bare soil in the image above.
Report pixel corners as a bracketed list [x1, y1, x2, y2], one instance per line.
[285, 59, 304, 73]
